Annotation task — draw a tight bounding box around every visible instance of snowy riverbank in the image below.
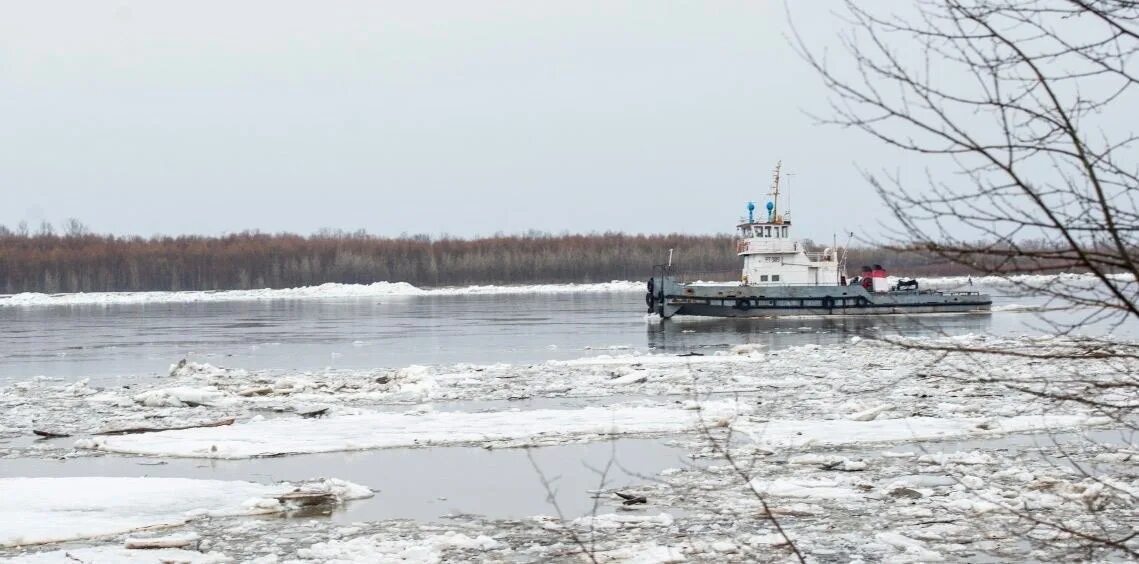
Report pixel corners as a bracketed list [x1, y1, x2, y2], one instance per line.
[0, 272, 1131, 307]
[0, 281, 644, 307]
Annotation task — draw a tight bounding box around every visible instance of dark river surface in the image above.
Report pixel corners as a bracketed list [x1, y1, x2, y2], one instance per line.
[0, 287, 1133, 521]
[0, 289, 1108, 386]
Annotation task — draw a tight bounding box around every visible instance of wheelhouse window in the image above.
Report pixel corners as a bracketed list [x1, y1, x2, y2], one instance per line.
[765, 226, 772, 237]
[772, 275, 781, 282]
[782, 226, 788, 237]
[760, 275, 769, 281]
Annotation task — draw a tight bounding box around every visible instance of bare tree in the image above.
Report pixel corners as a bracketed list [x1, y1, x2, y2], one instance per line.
[795, 0, 1139, 324]
[62, 218, 89, 238]
[794, 1, 1138, 558]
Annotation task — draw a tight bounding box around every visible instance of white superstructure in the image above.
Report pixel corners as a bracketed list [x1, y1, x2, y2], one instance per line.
[736, 163, 840, 286]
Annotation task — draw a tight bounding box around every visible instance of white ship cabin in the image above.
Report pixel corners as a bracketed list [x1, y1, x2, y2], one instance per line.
[735, 178, 840, 286]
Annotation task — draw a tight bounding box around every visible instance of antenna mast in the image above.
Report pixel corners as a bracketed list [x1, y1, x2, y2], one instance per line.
[769, 161, 782, 217]
[784, 171, 793, 219]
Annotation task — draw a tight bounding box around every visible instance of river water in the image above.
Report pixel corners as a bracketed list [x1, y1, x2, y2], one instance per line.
[0, 286, 1132, 522]
[0, 289, 1095, 386]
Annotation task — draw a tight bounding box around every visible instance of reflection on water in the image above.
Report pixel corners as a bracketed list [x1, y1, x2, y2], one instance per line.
[646, 312, 994, 353]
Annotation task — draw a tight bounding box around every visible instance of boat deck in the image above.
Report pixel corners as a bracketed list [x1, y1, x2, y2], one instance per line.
[648, 277, 991, 318]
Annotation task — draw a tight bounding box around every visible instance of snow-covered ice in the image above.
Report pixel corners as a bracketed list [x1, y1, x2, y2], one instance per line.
[0, 477, 372, 547]
[732, 414, 1103, 450]
[7, 546, 230, 563]
[2, 334, 1128, 461]
[297, 530, 501, 563]
[0, 280, 643, 307]
[76, 401, 749, 458]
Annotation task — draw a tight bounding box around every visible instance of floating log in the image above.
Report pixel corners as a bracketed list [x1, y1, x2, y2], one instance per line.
[32, 428, 71, 439]
[95, 417, 235, 436]
[614, 492, 648, 505]
[275, 491, 337, 507]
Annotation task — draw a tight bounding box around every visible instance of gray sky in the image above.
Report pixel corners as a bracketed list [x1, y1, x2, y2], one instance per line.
[1, 1, 886, 241]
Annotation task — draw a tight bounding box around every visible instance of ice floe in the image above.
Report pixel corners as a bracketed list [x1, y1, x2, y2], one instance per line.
[750, 478, 862, 499]
[732, 414, 1103, 450]
[7, 546, 229, 563]
[75, 401, 749, 458]
[296, 530, 501, 562]
[0, 477, 371, 547]
[892, 271, 1135, 291]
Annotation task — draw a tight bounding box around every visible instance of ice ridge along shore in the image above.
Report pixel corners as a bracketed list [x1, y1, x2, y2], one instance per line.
[0, 272, 1130, 307]
[0, 281, 643, 307]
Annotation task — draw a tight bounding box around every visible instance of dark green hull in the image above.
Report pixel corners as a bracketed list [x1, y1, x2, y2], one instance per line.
[646, 276, 991, 319]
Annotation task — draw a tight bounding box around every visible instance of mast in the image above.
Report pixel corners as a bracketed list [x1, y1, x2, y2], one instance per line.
[769, 161, 782, 219]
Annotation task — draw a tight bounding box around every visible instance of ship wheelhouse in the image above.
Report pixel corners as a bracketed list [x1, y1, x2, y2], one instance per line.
[735, 163, 840, 286]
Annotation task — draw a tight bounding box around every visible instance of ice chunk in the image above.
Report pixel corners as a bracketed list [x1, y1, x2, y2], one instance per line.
[123, 532, 200, 549]
[297, 531, 501, 562]
[849, 404, 893, 422]
[918, 451, 995, 466]
[729, 343, 765, 355]
[876, 532, 945, 562]
[76, 401, 749, 459]
[132, 387, 231, 408]
[0, 477, 296, 547]
[750, 478, 861, 499]
[7, 546, 229, 563]
[734, 415, 1098, 450]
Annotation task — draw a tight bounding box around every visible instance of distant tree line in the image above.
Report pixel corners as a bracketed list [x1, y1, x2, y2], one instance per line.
[0, 220, 1058, 294]
[0, 222, 740, 293]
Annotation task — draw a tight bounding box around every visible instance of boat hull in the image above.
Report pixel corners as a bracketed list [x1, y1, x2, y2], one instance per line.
[646, 277, 991, 319]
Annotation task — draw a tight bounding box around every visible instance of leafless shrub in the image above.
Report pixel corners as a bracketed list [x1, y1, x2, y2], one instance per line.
[793, 1, 1139, 556]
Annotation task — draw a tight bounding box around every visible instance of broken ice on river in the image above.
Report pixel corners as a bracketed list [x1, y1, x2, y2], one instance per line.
[1, 278, 1136, 562]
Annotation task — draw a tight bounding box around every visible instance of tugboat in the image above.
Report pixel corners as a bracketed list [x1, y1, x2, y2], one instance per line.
[646, 164, 992, 319]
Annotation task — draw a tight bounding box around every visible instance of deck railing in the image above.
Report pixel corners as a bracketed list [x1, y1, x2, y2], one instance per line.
[669, 270, 742, 283]
[804, 251, 837, 263]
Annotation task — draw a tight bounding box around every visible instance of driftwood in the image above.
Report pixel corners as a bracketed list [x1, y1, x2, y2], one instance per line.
[297, 407, 329, 419]
[32, 428, 71, 439]
[95, 417, 235, 436]
[615, 492, 648, 505]
[275, 491, 337, 507]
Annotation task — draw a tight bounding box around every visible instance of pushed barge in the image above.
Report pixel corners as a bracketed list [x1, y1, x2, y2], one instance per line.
[646, 165, 992, 319]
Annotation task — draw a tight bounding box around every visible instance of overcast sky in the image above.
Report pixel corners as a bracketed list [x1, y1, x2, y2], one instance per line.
[1, 1, 889, 241]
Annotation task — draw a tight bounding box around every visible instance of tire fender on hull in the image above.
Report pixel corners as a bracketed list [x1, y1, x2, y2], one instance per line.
[645, 279, 657, 313]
